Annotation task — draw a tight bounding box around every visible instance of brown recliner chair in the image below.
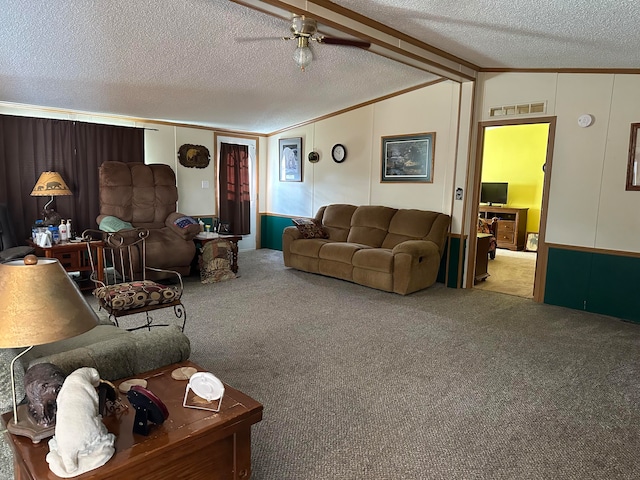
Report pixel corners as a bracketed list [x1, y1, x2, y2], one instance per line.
[97, 161, 200, 279]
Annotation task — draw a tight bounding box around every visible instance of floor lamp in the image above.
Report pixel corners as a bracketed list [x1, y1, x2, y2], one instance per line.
[0, 255, 99, 442]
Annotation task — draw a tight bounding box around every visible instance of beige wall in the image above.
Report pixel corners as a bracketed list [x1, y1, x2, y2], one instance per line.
[8, 69, 640, 256]
[477, 72, 640, 253]
[266, 81, 462, 221]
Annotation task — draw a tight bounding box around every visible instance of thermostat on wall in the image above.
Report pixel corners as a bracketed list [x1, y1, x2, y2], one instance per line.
[577, 114, 594, 128]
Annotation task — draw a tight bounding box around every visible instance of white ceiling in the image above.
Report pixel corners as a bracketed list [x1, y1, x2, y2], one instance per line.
[2, 1, 639, 134]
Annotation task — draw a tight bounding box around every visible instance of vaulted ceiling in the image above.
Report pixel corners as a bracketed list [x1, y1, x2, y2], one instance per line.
[2, 1, 639, 135]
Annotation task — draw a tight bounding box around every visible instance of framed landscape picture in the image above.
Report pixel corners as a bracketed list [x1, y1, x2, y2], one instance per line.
[279, 137, 302, 182]
[381, 132, 435, 183]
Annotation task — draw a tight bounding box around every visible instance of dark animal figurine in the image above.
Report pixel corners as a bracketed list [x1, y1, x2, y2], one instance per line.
[24, 363, 67, 427]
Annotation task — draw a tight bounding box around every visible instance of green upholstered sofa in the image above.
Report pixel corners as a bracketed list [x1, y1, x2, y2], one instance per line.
[283, 204, 451, 295]
[0, 320, 190, 479]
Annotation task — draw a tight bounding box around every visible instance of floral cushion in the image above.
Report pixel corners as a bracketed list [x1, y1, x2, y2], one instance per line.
[292, 217, 329, 239]
[94, 280, 181, 311]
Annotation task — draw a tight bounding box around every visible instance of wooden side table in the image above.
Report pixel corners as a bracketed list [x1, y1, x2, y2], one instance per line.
[29, 240, 104, 290]
[2, 360, 263, 480]
[475, 233, 492, 284]
[194, 233, 242, 273]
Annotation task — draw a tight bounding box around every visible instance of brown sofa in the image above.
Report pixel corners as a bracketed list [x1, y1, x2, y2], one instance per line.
[283, 204, 451, 295]
[97, 161, 200, 279]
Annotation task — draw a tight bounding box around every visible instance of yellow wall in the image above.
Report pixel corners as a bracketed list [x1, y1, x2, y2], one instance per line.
[481, 123, 548, 233]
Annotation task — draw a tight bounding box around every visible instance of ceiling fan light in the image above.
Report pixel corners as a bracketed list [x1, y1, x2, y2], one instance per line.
[292, 15, 305, 34]
[293, 46, 313, 71]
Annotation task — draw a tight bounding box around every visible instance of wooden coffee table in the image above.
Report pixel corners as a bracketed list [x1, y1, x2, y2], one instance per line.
[2, 361, 263, 480]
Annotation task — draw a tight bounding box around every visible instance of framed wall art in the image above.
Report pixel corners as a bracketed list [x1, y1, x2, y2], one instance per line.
[381, 132, 435, 183]
[279, 137, 302, 182]
[177, 144, 210, 168]
[626, 123, 640, 191]
[525, 232, 539, 252]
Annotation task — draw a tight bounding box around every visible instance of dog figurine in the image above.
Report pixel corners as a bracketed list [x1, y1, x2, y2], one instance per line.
[46, 367, 115, 478]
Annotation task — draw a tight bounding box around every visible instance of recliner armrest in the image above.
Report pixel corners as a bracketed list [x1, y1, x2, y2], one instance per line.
[165, 212, 201, 240]
[392, 240, 439, 258]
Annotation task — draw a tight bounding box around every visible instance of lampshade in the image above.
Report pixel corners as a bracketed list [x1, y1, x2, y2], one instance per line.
[30, 171, 72, 197]
[0, 256, 98, 348]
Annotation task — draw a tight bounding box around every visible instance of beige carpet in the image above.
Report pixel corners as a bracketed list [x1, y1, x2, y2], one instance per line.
[474, 248, 537, 298]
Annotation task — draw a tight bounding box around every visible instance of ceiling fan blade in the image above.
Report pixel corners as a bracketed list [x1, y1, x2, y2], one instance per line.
[235, 36, 284, 43]
[318, 37, 371, 49]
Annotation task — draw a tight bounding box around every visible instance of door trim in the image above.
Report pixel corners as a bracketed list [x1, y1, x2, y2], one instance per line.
[468, 116, 556, 302]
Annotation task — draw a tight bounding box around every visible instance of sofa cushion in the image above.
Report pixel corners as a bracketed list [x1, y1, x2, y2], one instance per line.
[94, 280, 181, 311]
[319, 242, 369, 264]
[352, 248, 394, 273]
[290, 238, 331, 257]
[320, 204, 357, 241]
[382, 209, 442, 249]
[292, 217, 329, 239]
[347, 206, 397, 247]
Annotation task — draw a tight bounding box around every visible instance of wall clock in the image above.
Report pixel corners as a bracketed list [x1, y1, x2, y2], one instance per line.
[331, 144, 347, 163]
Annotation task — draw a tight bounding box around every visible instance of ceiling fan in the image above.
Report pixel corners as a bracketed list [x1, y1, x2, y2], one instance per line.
[284, 15, 371, 71]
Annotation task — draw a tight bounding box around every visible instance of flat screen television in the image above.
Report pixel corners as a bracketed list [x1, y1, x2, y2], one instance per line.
[480, 182, 508, 205]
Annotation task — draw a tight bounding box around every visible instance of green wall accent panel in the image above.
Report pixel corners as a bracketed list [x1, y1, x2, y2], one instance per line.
[586, 253, 640, 322]
[261, 215, 293, 251]
[442, 237, 463, 288]
[544, 247, 591, 310]
[543, 247, 640, 323]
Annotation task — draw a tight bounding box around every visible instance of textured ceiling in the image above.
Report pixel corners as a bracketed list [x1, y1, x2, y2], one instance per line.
[333, 0, 640, 69]
[2, 1, 639, 134]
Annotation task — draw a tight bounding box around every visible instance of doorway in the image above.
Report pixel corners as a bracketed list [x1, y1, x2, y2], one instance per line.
[214, 133, 259, 251]
[469, 117, 556, 302]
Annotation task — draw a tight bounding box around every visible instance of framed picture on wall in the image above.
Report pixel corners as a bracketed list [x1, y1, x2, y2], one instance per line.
[525, 232, 539, 252]
[626, 123, 640, 190]
[279, 137, 302, 182]
[381, 132, 435, 183]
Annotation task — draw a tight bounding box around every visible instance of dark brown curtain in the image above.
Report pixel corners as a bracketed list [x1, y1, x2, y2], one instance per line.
[72, 121, 144, 236]
[219, 143, 250, 235]
[0, 114, 143, 242]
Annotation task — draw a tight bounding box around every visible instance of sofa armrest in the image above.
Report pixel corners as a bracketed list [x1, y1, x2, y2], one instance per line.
[283, 225, 303, 241]
[165, 212, 201, 240]
[19, 325, 191, 382]
[392, 240, 439, 258]
[282, 225, 302, 267]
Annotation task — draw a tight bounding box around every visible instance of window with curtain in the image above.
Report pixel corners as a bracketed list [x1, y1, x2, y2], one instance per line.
[0, 114, 143, 240]
[218, 143, 250, 235]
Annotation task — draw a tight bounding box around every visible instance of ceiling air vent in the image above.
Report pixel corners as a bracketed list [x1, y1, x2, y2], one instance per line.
[489, 101, 546, 117]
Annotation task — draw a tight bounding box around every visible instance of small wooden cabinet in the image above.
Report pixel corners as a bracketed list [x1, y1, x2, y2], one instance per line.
[479, 206, 528, 251]
[29, 240, 104, 290]
[475, 233, 492, 284]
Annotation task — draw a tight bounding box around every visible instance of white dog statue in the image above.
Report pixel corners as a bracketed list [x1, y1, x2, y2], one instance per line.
[46, 367, 116, 478]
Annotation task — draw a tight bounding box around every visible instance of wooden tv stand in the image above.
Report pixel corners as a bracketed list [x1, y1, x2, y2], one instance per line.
[479, 206, 528, 251]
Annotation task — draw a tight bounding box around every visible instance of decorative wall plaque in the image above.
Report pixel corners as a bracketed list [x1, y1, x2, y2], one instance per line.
[178, 144, 211, 168]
